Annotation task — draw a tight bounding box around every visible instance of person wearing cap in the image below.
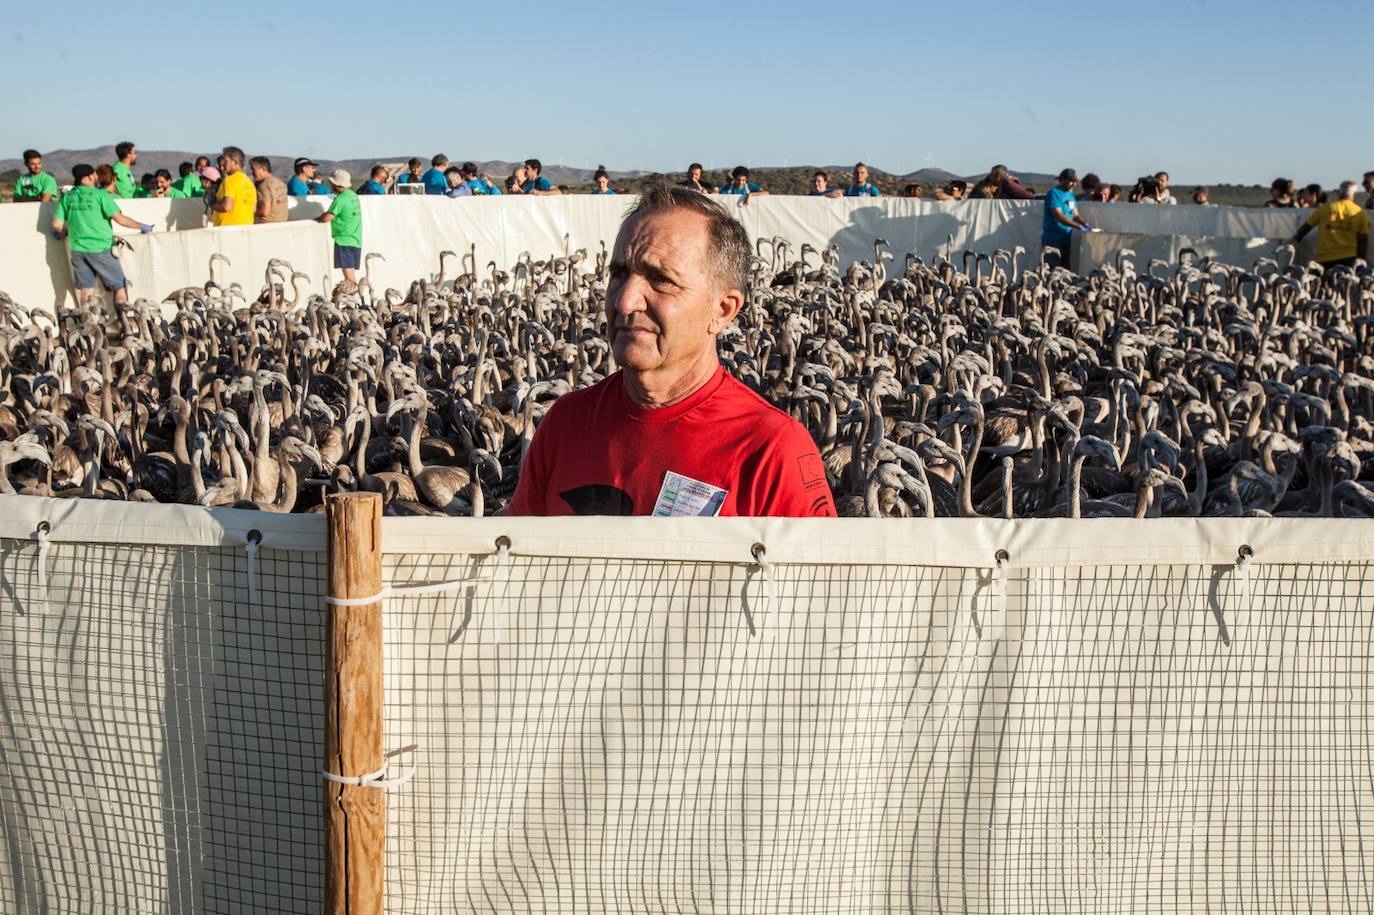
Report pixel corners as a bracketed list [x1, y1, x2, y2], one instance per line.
[1292, 181, 1370, 269]
[421, 155, 450, 196]
[317, 170, 362, 284]
[198, 165, 222, 211]
[460, 162, 501, 195]
[1041, 168, 1093, 269]
[844, 162, 880, 197]
[111, 141, 137, 198]
[287, 158, 319, 196]
[250, 157, 289, 224]
[172, 162, 203, 198]
[210, 147, 257, 227]
[14, 150, 58, 202]
[51, 163, 154, 308]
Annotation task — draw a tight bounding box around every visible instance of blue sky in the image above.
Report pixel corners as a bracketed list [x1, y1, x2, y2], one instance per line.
[5, 0, 1369, 185]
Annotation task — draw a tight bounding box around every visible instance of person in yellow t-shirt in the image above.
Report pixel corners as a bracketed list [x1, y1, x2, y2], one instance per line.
[1293, 181, 1370, 267]
[211, 146, 258, 227]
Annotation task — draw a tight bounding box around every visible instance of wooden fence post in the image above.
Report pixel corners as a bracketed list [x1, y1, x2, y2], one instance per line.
[325, 492, 384, 914]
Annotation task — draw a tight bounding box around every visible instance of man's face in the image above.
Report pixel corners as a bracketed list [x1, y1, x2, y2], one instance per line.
[1157, 173, 1169, 190]
[447, 172, 461, 187]
[1059, 177, 1077, 191]
[127, 147, 138, 164]
[854, 166, 868, 185]
[606, 209, 739, 377]
[222, 157, 239, 174]
[25, 157, 41, 175]
[409, 164, 422, 178]
[252, 165, 268, 182]
[689, 166, 702, 182]
[732, 173, 747, 188]
[156, 174, 172, 193]
[1193, 190, 1208, 204]
[303, 164, 317, 179]
[812, 174, 827, 192]
[951, 186, 964, 199]
[1364, 175, 1374, 194]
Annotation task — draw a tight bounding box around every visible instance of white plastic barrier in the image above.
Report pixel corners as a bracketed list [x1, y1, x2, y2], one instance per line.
[3, 495, 1374, 914]
[0, 196, 1313, 315]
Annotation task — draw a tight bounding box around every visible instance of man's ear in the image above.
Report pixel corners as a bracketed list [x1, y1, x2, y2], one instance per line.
[711, 287, 744, 335]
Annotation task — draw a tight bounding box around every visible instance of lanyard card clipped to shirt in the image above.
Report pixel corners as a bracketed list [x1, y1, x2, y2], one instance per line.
[653, 471, 728, 517]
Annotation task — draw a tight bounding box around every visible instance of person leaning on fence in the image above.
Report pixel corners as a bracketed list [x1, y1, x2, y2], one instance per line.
[522, 159, 560, 196]
[444, 167, 473, 197]
[460, 162, 501, 195]
[1291, 181, 1370, 270]
[809, 170, 841, 198]
[845, 162, 880, 197]
[317, 169, 362, 285]
[251, 157, 288, 223]
[210, 147, 256, 227]
[51, 163, 153, 308]
[1041, 168, 1093, 270]
[591, 167, 617, 195]
[679, 163, 716, 194]
[508, 186, 837, 517]
[719, 166, 767, 201]
[14, 150, 58, 202]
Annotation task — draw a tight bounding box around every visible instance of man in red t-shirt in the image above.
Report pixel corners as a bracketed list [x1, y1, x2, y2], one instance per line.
[508, 187, 836, 517]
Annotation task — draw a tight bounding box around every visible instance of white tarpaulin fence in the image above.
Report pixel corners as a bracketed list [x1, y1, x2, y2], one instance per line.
[2, 496, 1372, 914]
[0, 196, 1314, 315]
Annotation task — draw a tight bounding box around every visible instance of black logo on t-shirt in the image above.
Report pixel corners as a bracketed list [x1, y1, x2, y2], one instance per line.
[560, 484, 635, 516]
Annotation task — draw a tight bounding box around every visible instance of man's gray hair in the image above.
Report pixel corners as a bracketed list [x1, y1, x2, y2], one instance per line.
[623, 185, 751, 294]
[221, 146, 245, 167]
[1339, 180, 1358, 199]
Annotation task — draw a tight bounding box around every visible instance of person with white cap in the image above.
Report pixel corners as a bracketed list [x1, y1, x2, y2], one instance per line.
[316, 169, 362, 284]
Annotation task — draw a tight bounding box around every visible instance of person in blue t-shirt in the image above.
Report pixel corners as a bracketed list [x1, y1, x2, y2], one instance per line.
[590, 167, 617, 195]
[357, 165, 390, 195]
[1042, 168, 1094, 269]
[809, 170, 842, 198]
[421, 154, 450, 195]
[394, 158, 425, 191]
[844, 162, 880, 197]
[719, 166, 767, 198]
[287, 157, 319, 196]
[521, 158, 560, 195]
[460, 162, 501, 195]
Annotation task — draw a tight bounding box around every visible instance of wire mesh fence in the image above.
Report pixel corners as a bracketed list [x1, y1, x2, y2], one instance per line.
[0, 533, 326, 913]
[2, 505, 1373, 914]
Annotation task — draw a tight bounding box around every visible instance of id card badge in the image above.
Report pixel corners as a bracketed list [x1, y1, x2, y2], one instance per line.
[652, 471, 728, 517]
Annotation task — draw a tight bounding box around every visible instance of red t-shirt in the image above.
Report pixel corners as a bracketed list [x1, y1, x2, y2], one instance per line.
[507, 367, 837, 517]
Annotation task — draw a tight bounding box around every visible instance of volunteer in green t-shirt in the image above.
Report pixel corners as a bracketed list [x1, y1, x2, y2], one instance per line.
[51, 163, 154, 307]
[172, 161, 203, 198]
[317, 169, 362, 285]
[112, 140, 138, 198]
[14, 149, 59, 202]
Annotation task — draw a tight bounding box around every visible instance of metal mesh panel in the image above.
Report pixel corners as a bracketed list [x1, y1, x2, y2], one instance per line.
[0, 535, 326, 914]
[381, 552, 1374, 914]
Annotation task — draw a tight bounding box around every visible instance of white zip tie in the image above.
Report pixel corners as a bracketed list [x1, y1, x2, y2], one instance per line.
[34, 522, 51, 601]
[244, 530, 261, 606]
[324, 575, 491, 607]
[323, 744, 418, 790]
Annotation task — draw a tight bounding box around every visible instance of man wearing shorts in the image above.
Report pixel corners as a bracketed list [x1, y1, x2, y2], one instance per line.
[317, 169, 362, 284]
[508, 186, 836, 517]
[51, 163, 153, 307]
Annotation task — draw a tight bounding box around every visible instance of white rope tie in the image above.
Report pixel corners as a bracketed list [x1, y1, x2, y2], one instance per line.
[743, 543, 769, 636]
[34, 523, 50, 601]
[1236, 545, 1253, 611]
[322, 744, 418, 790]
[244, 531, 260, 606]
[994, 550, 1009, 617]
[494, 539, 510, 643]
[323, 575, 491, 607]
